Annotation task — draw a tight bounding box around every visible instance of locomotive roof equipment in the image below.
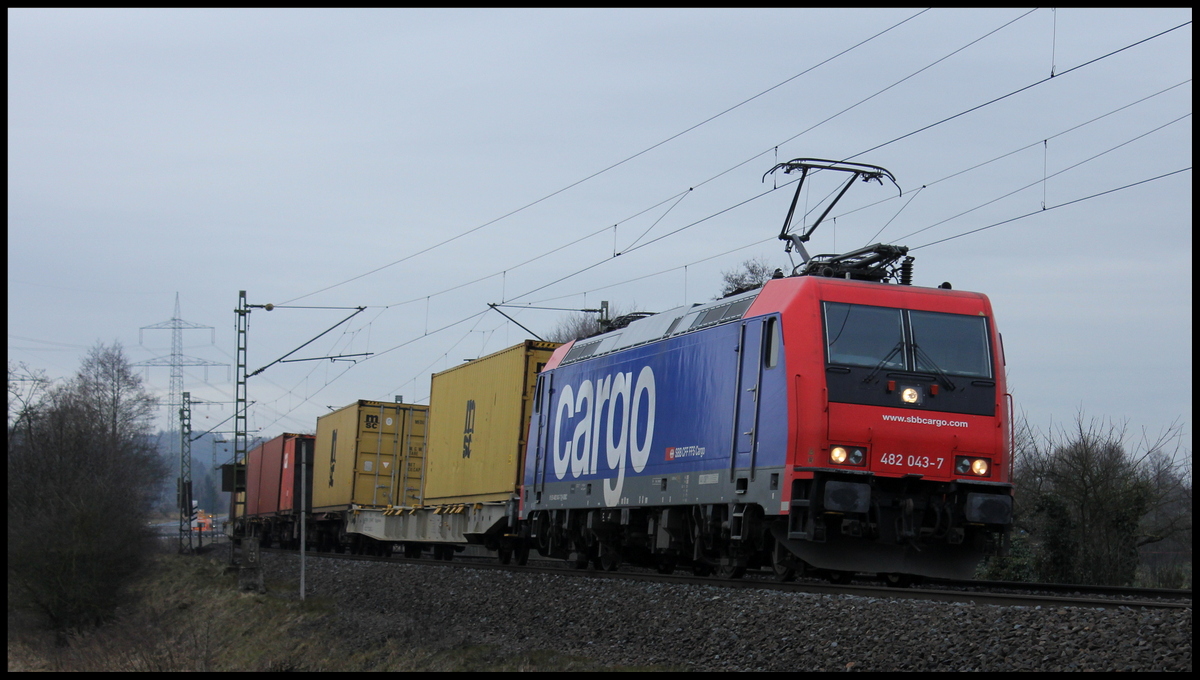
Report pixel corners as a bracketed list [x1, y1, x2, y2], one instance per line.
[765, 158, 913, 284]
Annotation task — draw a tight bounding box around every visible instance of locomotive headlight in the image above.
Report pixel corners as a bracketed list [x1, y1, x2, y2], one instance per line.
[901, 387, 919, 404]
[955, 456, 991, 477]
[830, 446, 866, 466]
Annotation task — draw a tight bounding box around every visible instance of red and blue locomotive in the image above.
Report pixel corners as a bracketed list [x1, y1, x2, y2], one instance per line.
[519, 160, 1013, 581]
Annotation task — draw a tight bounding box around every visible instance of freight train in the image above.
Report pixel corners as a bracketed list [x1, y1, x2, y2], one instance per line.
[230, 159, 1014, 583]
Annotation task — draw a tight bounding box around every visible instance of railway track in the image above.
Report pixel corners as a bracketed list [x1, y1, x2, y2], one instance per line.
[257, 546, 1191, 610]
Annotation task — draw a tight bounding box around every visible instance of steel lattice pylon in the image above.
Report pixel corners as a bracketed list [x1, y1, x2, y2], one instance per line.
[135, 293, 225, 551]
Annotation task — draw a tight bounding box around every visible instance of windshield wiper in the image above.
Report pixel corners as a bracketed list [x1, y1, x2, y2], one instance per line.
[861, 341, 905, 385]
[912, 343, 957, 392]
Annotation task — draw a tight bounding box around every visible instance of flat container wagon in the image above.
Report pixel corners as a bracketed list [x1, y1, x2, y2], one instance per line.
[345, 340, 558, 560]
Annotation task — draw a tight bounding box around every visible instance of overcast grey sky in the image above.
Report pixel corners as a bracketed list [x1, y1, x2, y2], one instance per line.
[8, 8, 1192, 459]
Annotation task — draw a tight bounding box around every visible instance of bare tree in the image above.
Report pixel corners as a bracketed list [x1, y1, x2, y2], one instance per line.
[8, 343, 168, 631]
[716, 256, 779, 299]
[7, 361, 51, 448]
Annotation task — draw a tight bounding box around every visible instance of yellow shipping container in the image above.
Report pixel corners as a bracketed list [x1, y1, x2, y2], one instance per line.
[312, 400, 427, 511]
[423, 340, 559, 505]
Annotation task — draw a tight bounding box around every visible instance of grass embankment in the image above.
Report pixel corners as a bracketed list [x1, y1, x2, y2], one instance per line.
[7, 550, 624, 671]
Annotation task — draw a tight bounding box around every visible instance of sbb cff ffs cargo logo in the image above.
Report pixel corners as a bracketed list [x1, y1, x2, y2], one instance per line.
[551, 366, 656, 506]
[665, 445, 705, 461]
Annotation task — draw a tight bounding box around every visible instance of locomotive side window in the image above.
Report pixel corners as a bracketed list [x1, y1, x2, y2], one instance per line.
[909, 310, 992, 378]
[823, 302, 905, 369]
[764, 316, 780, 368]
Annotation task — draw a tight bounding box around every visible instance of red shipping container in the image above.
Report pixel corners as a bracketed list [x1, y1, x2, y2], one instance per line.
[245, 434, 291, 517]
[279, 434, 315, 514]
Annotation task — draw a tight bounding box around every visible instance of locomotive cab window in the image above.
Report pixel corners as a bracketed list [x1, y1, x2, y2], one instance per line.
[823, 302, 905, 369]
[909, 310, 992, 378]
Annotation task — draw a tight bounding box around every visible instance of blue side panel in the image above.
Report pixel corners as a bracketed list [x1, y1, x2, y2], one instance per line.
[523, 316, 788, 508]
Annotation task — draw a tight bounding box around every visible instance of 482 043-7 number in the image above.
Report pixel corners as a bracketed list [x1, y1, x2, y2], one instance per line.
[878, 452, 944, 469]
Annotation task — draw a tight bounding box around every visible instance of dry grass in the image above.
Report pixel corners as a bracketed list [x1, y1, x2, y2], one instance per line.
[8, 550, 661, 671]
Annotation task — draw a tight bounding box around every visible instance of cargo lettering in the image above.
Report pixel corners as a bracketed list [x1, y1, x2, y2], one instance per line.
[551, 365, 656, 506]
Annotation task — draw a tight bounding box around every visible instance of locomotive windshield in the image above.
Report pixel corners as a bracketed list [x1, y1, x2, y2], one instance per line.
[909, 310, 992, 378]
[824, 302, 905, 369]
[823, 302, 992, 379]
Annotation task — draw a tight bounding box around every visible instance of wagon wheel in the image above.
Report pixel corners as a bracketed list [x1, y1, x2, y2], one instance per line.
[716, 543, 746, 580]
[717, 562, 746, 580]
[515, 540, 530, 566]
[883, 572, 914, 588]
[826, 570, 854, 585]
[498, 545, 513, 565]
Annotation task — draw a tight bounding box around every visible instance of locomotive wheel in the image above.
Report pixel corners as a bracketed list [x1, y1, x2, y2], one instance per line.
[515, 541, 530, 566]
[655, 558, 676, 575]
[771, 544, 797, 582]
[717, 563, 746, 580]
[599, 543, 620, 572]
[691, 562, 714, 577]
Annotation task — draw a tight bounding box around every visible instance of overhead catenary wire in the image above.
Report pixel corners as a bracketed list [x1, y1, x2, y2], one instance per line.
[894, 112, 1192, 243]
[911, 167, 1191, 251]
[853, 78, 1192, 244]
[325, 13, 1182, 321]
[423, 13, 1185, 308]
[525, 90, 1192, 305]
[276, 9, 931, 307]
[846, 19, 1191, 162]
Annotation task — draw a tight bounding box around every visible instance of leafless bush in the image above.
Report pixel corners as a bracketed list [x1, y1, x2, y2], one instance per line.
[8, 343, 169, 631]
[1007, 411, 1191, 586]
